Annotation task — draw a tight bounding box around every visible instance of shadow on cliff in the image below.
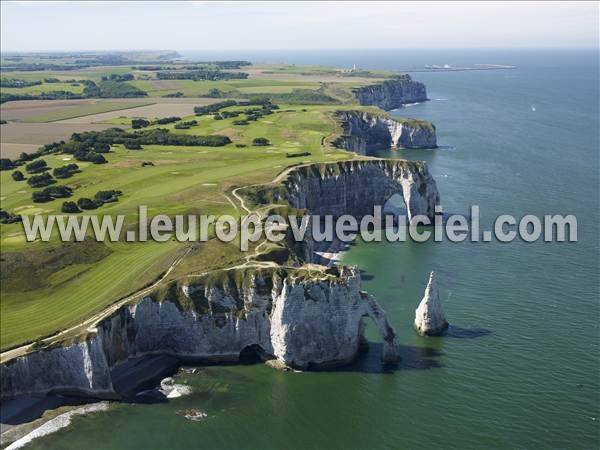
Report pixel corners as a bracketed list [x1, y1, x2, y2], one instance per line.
[326, 343, 444, 374]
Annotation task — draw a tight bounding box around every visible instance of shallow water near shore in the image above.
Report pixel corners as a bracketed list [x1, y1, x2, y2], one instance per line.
[22, 49, 599, 449]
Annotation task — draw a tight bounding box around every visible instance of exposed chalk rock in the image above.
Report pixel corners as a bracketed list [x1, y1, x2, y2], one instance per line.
[414, 271, 448, 336]
[353, 75, 428, 110]
[0, 266, 400, 400]
[334, 111, 437, 151]
[281, 160, 439, 263]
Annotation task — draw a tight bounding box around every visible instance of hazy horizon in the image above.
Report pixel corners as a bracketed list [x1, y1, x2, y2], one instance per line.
[1, 1, 598, 53]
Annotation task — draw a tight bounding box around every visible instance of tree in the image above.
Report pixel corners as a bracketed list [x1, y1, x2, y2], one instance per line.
[25, 159, 48, 174]
[0, 210, 21, 224]
[124, 141, 142, 150]
[0, 158, 15, 171]
[27, 173, 54, 188]
[132, 118, 151, 129]
[94, 190, 122, 203]
[11, 170, 25, 181]
[43, 186, 72, 198]
[94, 142, 111, 153]
[252, 137, 271, 146]
[53, 164, 79, 179]
[32, 191, 52, 203]
[61, 201, 81, 213]
[77, 198, 100, 210]
[87, 152, 107, 164]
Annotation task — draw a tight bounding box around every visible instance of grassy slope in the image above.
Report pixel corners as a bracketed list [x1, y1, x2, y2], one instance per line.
[0, 104, 354, 349]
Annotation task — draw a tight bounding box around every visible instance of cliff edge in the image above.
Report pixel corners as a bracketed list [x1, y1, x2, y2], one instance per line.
[0, 266, 399, 400]
[353, 75, 428, 110]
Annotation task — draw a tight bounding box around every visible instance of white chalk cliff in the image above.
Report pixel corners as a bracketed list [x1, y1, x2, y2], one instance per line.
[414, 271, 448, 336]
[334, 111, 437, 152]
[353, 75, 428, 110]
[0, 266, 400, 400]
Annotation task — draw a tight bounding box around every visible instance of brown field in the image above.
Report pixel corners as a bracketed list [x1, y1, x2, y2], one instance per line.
[0, 122, 116, 151]
[0, 142, 41, 159]
[0, 99, 151, 122]
[56, 98, 221, 124]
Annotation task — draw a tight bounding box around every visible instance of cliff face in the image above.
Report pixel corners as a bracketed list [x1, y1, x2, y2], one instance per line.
[334, 111, 437, 152]
[354, 76, 428, 110]
[283, 160, 439, 221]
[281, 160, 440, 264]
[0, 267, 399, 400]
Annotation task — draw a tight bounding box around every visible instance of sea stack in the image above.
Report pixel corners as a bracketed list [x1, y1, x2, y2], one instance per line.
[414, 271, 448, 336]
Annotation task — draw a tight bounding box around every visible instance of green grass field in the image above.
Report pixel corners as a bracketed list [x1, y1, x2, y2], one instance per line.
[0, 104, 357, 349]
[128, 79, 324, 97]
[1, 82, 86, 96]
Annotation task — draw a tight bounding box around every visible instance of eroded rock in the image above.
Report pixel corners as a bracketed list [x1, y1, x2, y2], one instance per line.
[414, 271, 448, 336]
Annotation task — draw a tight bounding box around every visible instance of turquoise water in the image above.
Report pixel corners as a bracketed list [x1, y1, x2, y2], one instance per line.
[26, 50, 599, 449]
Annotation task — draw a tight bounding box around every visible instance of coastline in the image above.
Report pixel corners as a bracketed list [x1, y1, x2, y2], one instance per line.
[2, 402, 109, 450]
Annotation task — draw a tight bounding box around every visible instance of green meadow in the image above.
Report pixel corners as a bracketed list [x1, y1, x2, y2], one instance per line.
[0, 104, 356, 349]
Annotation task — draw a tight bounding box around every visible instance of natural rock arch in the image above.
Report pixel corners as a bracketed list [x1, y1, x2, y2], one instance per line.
[283, 159, 439, 221]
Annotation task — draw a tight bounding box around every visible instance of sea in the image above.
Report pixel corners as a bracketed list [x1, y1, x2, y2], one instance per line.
[23, 49, 599, 449]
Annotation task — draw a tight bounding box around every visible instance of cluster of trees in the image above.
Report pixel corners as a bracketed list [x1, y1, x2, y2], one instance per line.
[1, 91, 82, 104]
[227, 101, 279, 125]
[155, 116, 181, 125]
[194, 98, 275, 117]
[62, 190, 123, 212]
[27, 173, 55, 188]
[249, 89, 337, 105]
[0, 78, 42, 88]
[25, 159, 48, 174]
[98, 80, 147, 98]
[216, 110, 239, 120]
[74, 150, 107, 164]
[0, 78, 148, 104]
[32, 185, 73, 203]
[0, 210, 21, 224]
[163, 92, 184, 98]
[194, 100, 237, 115]
[72, 128, 231, 148]
[174, 120, 198, 129]
[205, 88, 226, 98]
[132, 118, 151, 129]
[101, 73, 134, 82]
[157, 70, 248, 81]
[53, 163, 80, 179]
[10, 162, 79, 182]
[252, 138, 271, 146]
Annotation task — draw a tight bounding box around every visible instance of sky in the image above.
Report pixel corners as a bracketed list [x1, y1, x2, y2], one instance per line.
[1, 1, 598, 52]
